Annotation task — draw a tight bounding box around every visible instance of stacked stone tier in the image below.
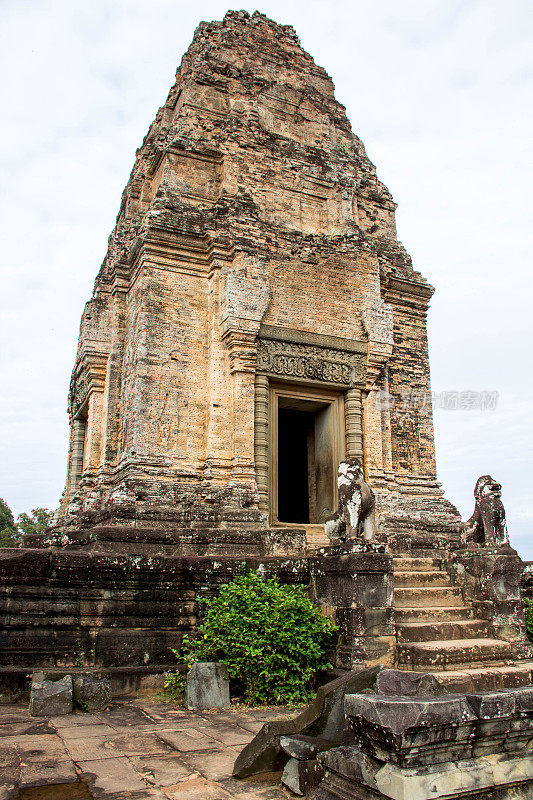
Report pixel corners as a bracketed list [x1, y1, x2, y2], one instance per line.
[393, 555, 533, 692]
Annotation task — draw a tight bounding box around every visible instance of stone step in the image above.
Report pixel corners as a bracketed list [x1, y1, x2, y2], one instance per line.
[394, 606, 477, 623]
[394, 586, 465, 607]
[432, 663, 533, 693]
[396, 619, 490, 643]
[392, 557, 442, 572]
[397, 638, 516, 670]
[304, 524, 329, 551]
[394, 570, 451, 588]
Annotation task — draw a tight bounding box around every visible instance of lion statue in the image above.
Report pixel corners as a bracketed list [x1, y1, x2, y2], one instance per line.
[463, 474, 509, 547]
[325, 459, 377, 548]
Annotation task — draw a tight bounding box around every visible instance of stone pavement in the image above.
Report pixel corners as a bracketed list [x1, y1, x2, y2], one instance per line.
[0, 696, 293, 799]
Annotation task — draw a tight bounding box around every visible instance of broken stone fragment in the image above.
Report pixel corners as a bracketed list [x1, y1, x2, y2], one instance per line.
[30, 673, 73, 717]
[73, 674, 112, 712]
[233, 666, 381, 778]
[185, 662, 230, 710]
[376, 668, 448, 697]
[280, 734, 335, 760]
[281, 756, 325, 796]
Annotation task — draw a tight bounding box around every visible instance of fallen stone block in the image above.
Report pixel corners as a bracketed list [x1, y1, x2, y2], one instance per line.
[281, 756, 325, 796]
[376, 668, 448, 697]
[30, 673, 73, 717]
[233, 665, 381, 777]
[186, 662, 230, 710]
[73, 675, 112, 712]
[280, 734, 335, 760]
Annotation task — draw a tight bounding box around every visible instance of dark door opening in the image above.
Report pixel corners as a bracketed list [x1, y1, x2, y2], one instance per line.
[278, 408, 314, 523]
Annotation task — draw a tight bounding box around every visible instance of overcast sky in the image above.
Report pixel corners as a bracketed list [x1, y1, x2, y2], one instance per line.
[1, 0, 532, 555]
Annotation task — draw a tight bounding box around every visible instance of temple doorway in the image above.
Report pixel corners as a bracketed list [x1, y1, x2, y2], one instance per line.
[270, 384, 345, 525]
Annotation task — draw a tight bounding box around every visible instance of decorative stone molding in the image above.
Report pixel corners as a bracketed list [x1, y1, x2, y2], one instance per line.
[257, 327, 366, 388]
[69, 350, 108, 418]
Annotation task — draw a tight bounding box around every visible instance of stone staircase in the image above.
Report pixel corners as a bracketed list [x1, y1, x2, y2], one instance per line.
[394, 554, 533, 692]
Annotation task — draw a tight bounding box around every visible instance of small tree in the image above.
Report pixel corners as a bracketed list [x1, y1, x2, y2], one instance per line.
[16, 507, 51, 536]
[176, 570, 337, 705]
[0, 498, 20, 547]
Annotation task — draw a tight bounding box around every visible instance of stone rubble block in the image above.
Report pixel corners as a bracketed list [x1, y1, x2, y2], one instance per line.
[376, 668, 448, 697]
[185, 662, 230, 710]
[345, 692, 478, 768]
[29, 673, 73, 717]
[310, 685, 533, 799]
[280, 734, 335, 760]
[281, 756, 325, 796]
[233, 666, 381, 778]
[73, 674, 112, 712]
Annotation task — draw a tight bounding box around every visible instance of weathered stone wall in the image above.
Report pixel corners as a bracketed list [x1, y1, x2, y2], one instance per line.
[56, 10, 452, 540]
[0, 546, 309, 670]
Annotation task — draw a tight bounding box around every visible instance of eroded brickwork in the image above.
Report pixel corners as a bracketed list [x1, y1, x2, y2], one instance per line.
[52, 10, 458, 545]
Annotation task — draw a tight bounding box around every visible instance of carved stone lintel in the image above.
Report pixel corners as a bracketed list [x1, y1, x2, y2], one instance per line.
[257, 337, 365, 387]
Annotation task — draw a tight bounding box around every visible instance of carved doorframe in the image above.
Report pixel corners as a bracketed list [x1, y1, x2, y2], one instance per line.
[253, 325, 367, 521]
[269, 382, 345, 525]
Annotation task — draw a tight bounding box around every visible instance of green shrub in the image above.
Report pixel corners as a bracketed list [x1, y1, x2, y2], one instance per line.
[174, 570, 337, 705]
[525, 599, 533, 643]
[162, 670, 185, 704]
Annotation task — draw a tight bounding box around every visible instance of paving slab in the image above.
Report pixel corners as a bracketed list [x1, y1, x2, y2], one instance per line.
[65, 731, 175, 761]
[98, 705, 157, 728]
[104, 792, 169, 800]
[51, 712, 103, 727]
[129, 753, 196, 787]
[109, 732, 177, 759]
[0, 720, 56, 736]
[104, 791, 170, 800]
[199, 713, 266, 733]
[179, 746, 244, 781]
[189, 721, 256, 747]
[0, 707, 30, 723]
[0, 747, 19, 769]
[162, 776, 232, 799]
[63, 735, 117, 762]
[220, 775, 289, 799]
[76, 756, 149, 796]
[19, 757, 78, 788]
[57, 723, 117, 738]
[0, 764, 20, 790]
[0, 696, 292, 799]
[156, 729, 222, 752]
[5, 733, 71, 762]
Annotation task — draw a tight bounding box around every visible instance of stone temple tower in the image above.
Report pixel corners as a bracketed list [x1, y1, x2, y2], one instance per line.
[58, 9, 458, 552]
[2, 11, 531, 689]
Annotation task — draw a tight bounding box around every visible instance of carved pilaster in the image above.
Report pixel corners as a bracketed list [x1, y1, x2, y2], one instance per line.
[69, 417, 87, 493]
[345, 387, 363, 461]
[254, 374, 269, 512]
